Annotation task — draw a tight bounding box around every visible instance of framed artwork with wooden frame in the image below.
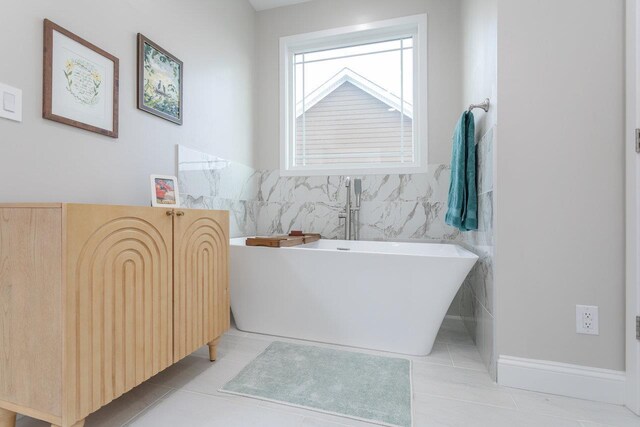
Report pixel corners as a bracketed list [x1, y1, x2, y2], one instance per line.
[42, 19, 119, 138]
[137, 34, 184, 125]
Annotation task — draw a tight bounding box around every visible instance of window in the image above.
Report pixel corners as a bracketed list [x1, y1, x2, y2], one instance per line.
[280, 15, 427, 176]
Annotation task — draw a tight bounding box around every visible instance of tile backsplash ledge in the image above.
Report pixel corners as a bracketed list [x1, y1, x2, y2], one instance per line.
[177, 145, 463, 242]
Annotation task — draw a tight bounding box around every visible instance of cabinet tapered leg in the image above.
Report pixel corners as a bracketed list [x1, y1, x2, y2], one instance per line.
[51, 420, 84, 427]
[208, 337, 221, 361]
[0, 408, 16, 427]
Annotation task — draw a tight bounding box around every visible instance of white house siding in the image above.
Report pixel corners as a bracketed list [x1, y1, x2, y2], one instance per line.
[295, 82, 413, 165]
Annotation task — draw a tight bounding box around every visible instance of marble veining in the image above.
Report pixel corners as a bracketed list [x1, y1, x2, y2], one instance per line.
[252, 166, 455, 240]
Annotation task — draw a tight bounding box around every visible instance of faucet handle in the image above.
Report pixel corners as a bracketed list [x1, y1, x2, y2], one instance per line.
[345, 176, 351, 187]
[354, 178, 362, 207]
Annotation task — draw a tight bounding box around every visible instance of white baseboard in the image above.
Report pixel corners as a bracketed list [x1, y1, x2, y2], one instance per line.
[498, 355, 625, 404]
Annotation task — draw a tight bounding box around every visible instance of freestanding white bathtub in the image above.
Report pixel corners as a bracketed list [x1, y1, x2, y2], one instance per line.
[230, 238, 478, 355]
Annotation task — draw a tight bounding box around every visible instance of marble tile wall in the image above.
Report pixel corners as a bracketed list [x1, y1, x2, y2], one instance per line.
[254, 167, 460, 241]
[458, 126, 496, 379]
[178, 145, 261, 238]
[177, 145, 463, 242]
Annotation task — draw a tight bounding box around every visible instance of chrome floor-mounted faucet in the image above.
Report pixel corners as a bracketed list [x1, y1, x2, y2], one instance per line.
[338, 177, 362, 240]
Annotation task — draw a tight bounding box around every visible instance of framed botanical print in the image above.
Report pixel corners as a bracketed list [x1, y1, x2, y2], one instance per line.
[137, 34, 183, 125]
[43, 19, 119, 138]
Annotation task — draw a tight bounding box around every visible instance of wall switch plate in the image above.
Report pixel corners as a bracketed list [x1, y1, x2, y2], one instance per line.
[576, 305, 599, 335]
[3, 92, 15, 112]
[0, 82, 22, 122]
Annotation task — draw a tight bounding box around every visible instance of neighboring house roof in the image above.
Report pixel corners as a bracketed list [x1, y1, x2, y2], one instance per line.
[295, 68, 413, 119]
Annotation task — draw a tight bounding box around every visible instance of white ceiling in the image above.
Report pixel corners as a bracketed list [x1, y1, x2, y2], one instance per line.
[249, 0, 313, 11]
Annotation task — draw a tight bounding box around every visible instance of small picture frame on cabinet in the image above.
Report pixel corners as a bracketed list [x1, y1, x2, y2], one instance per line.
[150, 175, 180, 207]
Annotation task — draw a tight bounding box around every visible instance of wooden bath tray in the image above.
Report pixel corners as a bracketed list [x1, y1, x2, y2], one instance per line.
[246, 236, 305, 247]
[246, 233, 321, 247]
[290, 231, 321, 244]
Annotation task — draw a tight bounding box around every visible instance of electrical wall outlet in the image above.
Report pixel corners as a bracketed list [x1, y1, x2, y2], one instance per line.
[576, 305, 599, 335]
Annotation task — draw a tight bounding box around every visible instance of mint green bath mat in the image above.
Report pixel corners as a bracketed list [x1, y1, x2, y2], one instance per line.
[220, 341, 412, 427]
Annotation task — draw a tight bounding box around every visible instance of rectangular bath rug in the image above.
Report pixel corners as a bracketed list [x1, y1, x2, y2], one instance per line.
[219, 341, 412, 427]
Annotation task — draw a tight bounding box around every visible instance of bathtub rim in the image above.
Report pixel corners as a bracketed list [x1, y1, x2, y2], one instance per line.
[230, 237, 479, 260]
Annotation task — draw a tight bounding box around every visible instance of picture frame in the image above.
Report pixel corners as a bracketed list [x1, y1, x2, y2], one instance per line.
[150, 175, 181, 207]
[43, 19, 119, 138]
[137, 34, 183, 125]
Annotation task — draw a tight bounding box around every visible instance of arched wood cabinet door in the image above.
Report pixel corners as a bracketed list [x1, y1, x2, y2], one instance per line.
[172, 209, 230, 362]
[64, 205, 174, 423]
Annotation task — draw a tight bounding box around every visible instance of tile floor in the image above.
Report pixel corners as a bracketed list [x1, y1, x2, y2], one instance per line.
[17, 319, 640, 427]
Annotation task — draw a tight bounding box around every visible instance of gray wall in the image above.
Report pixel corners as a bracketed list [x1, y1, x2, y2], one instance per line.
[496, 0, 625, 371]
[461, 0, 497, 140]
[255, 0, 463, 170]
[0, 0, 256, 206]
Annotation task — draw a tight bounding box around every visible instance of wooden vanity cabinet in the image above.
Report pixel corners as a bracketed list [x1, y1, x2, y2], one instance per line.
[0, 204, 230, 427]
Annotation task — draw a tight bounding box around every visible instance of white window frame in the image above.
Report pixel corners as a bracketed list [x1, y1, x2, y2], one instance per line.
[279, 14, 428, 176]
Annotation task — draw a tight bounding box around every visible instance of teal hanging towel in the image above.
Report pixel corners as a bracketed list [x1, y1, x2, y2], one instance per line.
[445, 111, 478, 231]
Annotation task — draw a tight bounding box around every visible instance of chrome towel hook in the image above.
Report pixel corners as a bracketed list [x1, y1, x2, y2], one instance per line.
[468, 98, 490, 113]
